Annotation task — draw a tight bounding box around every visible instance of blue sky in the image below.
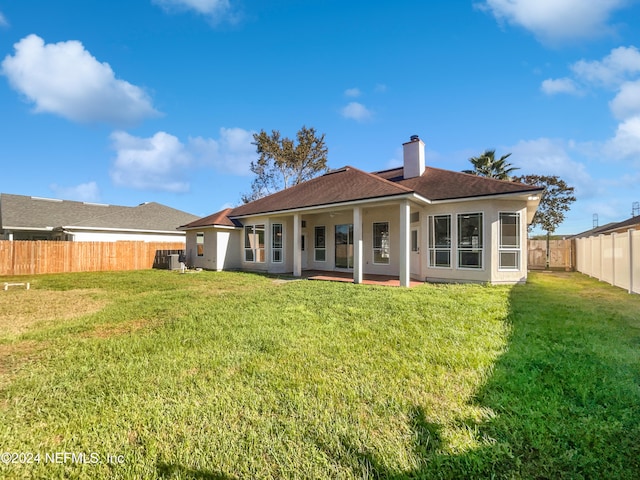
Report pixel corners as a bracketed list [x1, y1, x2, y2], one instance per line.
[1, 0, 639, 235]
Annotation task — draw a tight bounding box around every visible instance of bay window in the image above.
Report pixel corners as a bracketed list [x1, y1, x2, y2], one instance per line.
[457, 213, 483, 269]
[428, 215, 451, 268]
[499, 212, 520, 270]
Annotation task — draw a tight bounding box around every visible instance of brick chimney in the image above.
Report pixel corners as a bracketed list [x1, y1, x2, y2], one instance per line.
[403, 135, 425, 179]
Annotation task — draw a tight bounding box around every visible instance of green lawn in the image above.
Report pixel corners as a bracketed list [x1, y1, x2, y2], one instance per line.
[0, 270, 638, 479]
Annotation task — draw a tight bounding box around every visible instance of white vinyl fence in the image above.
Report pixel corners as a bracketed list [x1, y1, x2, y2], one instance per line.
[575, 229, 639, 294]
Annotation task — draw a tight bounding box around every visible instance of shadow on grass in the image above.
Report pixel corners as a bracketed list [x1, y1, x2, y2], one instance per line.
[316, 407, 444, 478]
[319, 273, 640, 479]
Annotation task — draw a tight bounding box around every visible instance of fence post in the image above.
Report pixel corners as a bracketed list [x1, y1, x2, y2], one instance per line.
[589, 236, 596, 278]
[630, 229, 635, 295]
[611, 233, 616, 286]
[598, 234, 603, 281]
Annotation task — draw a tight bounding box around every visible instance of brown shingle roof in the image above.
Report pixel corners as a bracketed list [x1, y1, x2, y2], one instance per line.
[180, 208, 241, 229]
[188, 165, 545, 228]
[375, 167, 543, 200]
[229, 166, 412, 217]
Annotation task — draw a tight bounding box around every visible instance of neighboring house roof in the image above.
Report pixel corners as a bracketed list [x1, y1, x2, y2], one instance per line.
[0, 193, 199, 233]
[570, 216, 640, 238]
[180, 164, 544, 230]
[601, 215, 640, 234]
[569, 223, 617, 239]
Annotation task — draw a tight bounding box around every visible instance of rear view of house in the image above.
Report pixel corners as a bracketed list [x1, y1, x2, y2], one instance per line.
[181, 136, 543, 286]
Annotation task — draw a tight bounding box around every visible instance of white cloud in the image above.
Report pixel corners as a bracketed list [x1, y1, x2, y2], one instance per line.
[110, 131, 191, 192]
[189, 127, 256, 175]
[571, 46, 640, 87]
[1, 34, 159, 126]
[479, 0, 628, 44]
[110, 127, 256, 192]
[609, 81, 640, 120]
[539, 46, 640, 146]
[341, 102, 373, 122]
[603, 115, 640, 160]
[541, 77, 582, 95]
[344, 88, 361, 98]
[509, 137, 595, 196]
[374, 83, 387, 93]
[50, 181, 100, 202]
[0, 11, 9, 27]
[152, 0, 238, 23]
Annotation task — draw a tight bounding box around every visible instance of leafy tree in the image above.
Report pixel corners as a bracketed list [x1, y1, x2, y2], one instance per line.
[242, 126, 328, 203]
[514, 174, 577, 267]
[463, 149, 519, 180]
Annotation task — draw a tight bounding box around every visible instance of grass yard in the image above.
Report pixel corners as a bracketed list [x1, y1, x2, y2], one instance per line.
[0, 270, 638, 479]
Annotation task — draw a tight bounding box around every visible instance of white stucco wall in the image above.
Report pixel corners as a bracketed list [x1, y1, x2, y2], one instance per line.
[218, 230, 241, 270]
[185, 228, 241, 271]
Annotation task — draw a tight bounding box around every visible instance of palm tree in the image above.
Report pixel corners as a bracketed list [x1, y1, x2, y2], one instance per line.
[463, 150, 519, 180]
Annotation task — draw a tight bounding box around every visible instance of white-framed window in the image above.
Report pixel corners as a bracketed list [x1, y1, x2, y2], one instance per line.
[244, 224, 265, 263]
[428, 215, 451, 268]
[457, 213, 483, 269]
[373, 222, 390, 264]
[314, 226, 326, 262]
[499, 212, 520, 270]
[196, 232, 204, 256]
[272, 223, 283, 263]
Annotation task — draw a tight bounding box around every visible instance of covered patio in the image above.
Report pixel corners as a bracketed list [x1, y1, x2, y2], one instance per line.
[301, 270, 423, 287]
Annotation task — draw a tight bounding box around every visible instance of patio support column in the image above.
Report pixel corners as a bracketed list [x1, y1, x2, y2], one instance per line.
[353, 206, 363, 284]
[293, 213, 301, 277]
[399, 199, 411, 287]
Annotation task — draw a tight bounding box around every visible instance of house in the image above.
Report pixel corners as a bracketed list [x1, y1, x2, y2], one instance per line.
[0, 193, 199, 242]
[180, 136, 544, 286]
[571, 215, 640, 239]
[595, 215, 640, 235]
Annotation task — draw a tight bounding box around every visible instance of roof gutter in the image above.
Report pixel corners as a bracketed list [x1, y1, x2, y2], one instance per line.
[1, 226, 55, 232]
[58, 226, 185, 235]
[178, 224, 240, 231]
[428, 188, 545, 204]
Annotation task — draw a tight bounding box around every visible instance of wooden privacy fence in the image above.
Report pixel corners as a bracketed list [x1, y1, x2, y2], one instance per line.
[575, 230, 639, 294]
[528, 239, 573, 270]
[0, 241, 185, 276]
